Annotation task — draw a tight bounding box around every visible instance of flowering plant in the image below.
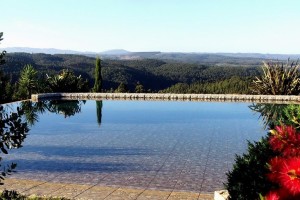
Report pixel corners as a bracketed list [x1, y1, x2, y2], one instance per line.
[262, 125, 300, 200]
[226, 104, 300, 200]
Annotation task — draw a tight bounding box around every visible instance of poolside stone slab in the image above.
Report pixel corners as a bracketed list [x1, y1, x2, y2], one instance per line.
[75, 186, 117, 200]
[1, 179, 45, 192]
[22, 182, 66, 197]
[167, 191, 200, 200]
[103, 187, 143, 199]
[136, 189, 172, 200]
[50, 183, 92, 199]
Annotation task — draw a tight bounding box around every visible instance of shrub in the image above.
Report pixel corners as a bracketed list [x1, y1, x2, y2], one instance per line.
[225, 137, 278, 200]
[251, 60, 300, 95]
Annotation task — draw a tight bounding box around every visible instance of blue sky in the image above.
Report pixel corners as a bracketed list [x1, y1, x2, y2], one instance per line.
[1, 0, 300, 53]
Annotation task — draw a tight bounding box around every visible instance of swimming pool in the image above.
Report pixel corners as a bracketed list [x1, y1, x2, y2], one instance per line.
[2, 100, 265, 193]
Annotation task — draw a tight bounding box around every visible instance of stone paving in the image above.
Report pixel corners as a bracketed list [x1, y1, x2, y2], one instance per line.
[0, 178, 213, 199]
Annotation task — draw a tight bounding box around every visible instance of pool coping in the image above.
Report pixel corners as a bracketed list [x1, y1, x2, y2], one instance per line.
[32, 92, 300, 104]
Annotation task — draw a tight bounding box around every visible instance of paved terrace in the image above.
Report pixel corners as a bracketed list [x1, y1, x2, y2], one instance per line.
[0, 178, 213, 199]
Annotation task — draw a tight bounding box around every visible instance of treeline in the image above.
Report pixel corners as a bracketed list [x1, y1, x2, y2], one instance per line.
[1, 53, 262, 93]
[160, 76, 252, 94]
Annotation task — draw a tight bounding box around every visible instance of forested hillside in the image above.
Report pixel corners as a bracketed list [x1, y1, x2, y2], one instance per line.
[1, 52, 264, 92]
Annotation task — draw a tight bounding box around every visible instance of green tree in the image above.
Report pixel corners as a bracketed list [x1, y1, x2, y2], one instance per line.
[0, 32, 11, 103]
[17, 64, 38, 99]
[0, 105, 29, 184]
[0, 33, 5, 66]
[93, 57, 102, 92]
[46, 69, 89, 92]
[135, 82, 144, 93]
[115, 82, 128, 93]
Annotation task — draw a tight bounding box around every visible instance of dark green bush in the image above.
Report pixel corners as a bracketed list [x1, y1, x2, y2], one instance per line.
[225, 137, 278, 200]
[0, 190, 69, 200]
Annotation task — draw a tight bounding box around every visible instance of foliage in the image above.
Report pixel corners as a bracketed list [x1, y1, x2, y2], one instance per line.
[249, 104, 300, 129]
[227, 104, 300, 199]
[261, 125, 300, 199]
[0, 33, 5, 66]
[0, 71, 14, 103]
[225, 137, 277, 200]
[93, 57, 102, 92]
[46, 69, 89, 93]
[0, 32, 15, 103]
[135, 82, 144, 93]
[0, 190, 24, 200]
[249, 104, 288, 128]
[0, 189, 70, 200]
[0, 105, 29, 184]
[161, 76, 252, 94]
[17, 64, 38, 99]
[20, 101, 47, 126]
[1, 52, 262, 93]
[115, 82, 128, 93]
[251, 61, 300, 95]
[281, 104, 300, 129]
[0, 34, 5, 65]
[19, 100, 86, 125]
[44, 100, 84, 118]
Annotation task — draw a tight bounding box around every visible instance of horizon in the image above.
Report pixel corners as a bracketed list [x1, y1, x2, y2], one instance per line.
[2, 0, 300, 54]
[3, 46, 300, 55]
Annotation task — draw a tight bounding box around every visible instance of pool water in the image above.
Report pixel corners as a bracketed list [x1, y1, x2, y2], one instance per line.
[4, 100, 265, 192]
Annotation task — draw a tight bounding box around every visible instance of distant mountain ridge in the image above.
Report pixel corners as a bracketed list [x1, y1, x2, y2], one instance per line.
[0, 47, 131, 55]
[1, 47, 300, 60]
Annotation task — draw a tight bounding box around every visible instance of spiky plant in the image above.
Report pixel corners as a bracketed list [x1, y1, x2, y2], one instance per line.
[18, 64, 38, 99]
[251, 60, 300, 95]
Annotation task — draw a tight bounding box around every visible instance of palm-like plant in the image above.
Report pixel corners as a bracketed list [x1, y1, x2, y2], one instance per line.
[18, 64, 38, 98]
[251, 60, 300, 95]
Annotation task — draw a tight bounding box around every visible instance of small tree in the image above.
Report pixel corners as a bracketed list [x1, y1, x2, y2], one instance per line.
[0, 32, 5, 66]
[115, 82, 128, 93]
[93, 57, 102, 92]
[17, 64, 38, 99]
[46, 69, 89, 92]
[135, 82, 144, 93]
[0, 32, 10, 103]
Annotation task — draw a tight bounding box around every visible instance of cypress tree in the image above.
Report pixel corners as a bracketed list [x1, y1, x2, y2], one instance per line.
[0, 32, 5, 65]
[93, 57, 102, 92]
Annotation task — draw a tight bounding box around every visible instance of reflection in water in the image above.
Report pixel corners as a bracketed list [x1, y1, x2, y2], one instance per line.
[0, 100, 91, 184]
[20, 101, 47, 126]
[20, 100, 87, 125]
[96, 101, 102, 126]
[249, 103, 300, 128]
[46, 100, 85, 118]
[0, 105, 29, 184]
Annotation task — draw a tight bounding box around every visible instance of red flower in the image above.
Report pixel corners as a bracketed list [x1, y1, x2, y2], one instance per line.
[265, 190, 280, 200]
[268, 157, 300, 195]
[269, 125, 300, 157]
[265, 188, 300, 200]
[268, 157, 284, 183]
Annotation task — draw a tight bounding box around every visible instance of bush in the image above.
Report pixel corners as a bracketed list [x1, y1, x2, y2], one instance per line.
[251, 61, 300, 95]
[225, 137, 278, 200]
[0, 190, 70, 200]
